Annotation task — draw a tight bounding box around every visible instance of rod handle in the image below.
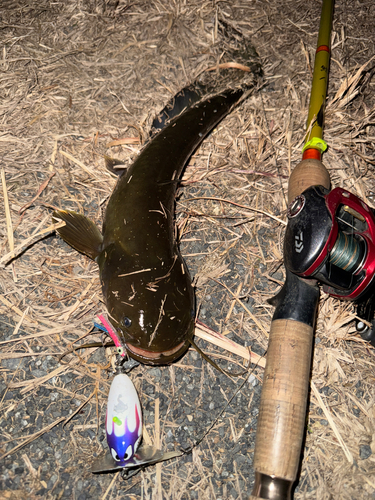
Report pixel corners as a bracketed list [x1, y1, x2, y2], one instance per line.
[288, 158, 330, 204]
[251, 318, 314, 499]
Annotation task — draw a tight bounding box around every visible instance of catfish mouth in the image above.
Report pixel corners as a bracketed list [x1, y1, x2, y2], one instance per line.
[125, 339, 189, 365]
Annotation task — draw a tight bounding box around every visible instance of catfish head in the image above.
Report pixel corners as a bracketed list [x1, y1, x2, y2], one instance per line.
[98, 242, 195, 365]
[52, 210, 195, 366]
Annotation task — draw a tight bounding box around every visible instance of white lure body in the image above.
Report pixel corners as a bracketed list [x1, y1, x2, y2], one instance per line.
[106, 373, 142, 463]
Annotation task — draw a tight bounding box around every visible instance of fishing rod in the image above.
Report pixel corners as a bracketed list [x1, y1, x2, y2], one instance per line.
[251, 0, 375, 497]
[250, 1, 334, 498]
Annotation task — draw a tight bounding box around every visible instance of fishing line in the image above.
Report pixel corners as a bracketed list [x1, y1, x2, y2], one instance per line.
[179, 350, 266, 454]
[258, 91, 288, 207]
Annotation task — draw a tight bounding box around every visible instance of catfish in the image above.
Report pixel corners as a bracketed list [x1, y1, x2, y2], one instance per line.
[53, 85, 255, 365]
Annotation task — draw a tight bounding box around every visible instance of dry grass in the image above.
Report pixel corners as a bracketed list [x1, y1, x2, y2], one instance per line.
[0, 0, 374, 499]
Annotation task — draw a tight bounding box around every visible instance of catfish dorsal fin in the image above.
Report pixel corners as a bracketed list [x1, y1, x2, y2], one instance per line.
[52, 210, 103, 261]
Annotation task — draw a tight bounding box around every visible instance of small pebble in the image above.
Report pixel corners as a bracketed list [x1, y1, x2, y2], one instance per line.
[359, 444, 372, 460]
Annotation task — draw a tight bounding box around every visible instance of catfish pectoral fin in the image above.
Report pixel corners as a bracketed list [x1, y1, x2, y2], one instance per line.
[52, 209, 103, 260]
[104, 155, 127, 176]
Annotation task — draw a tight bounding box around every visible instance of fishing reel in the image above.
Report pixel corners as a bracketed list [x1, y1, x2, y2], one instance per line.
[284, 185, 375, 345]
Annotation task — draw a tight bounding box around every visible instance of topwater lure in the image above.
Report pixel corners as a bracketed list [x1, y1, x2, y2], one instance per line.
[92, 371, 181, 475]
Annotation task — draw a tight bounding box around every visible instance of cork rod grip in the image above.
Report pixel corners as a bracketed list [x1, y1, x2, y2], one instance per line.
[287, 158, 330, 204]
[253, 318, 314, 480]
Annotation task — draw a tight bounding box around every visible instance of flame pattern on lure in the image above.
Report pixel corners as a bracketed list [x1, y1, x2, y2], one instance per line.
[106, 373, 142, 464]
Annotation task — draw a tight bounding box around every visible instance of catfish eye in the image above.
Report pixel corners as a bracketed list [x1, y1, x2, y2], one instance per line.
[123, 317, 132, 327]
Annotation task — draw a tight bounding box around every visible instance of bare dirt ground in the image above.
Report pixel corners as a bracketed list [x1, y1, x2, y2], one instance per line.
[0, 1, 374, 499]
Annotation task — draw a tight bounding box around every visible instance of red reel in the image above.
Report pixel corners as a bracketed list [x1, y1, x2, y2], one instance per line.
[285, 186, 375, 300]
